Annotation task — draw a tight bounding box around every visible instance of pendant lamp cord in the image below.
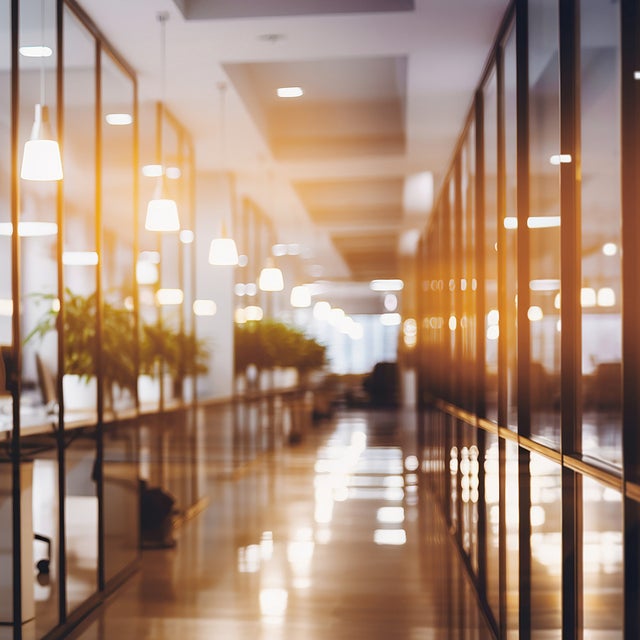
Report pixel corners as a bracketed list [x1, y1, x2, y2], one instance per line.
[40, 0, 45, 105]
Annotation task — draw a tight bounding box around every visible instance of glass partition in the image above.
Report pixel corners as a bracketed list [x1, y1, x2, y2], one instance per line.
[62, 5, 99, 615]
[528, 0, 561, 448]
[19, 0, 60, 635]
[100, 49, 139, 582]
[580, 0, 622, 467]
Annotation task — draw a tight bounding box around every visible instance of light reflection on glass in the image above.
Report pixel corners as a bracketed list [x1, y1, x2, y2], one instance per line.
[260, 587, 288, 619]
[237, 544, 261, 573]
[261, 531, 274, 560]
[376, 507, 405, 524]
[373, 529, 407, 546]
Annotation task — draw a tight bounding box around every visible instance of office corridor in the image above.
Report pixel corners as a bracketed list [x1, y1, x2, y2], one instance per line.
[68, 408, 493, 640]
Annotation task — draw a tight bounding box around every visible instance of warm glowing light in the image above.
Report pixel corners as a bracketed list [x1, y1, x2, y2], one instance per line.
[405, 455, 419, 471]
[234, 308, 247, 324]
[155, 288, 184, 305]
[635, 71, 640, 80]
[0, 299, 13, 316]
[0, 221, 58, 236]
[581, 287, 597, 308]
[258, 260, 284, 291]
[142, 164, 163, 177]
[602, 242, 618, 256]
[246, 283, 257, 296]
[105, 113, 132, 125]
[51, 298, 60, 312]
[328, 307, 345, 326]
[272, 243, 287, 256]
[290, 285, 311, 308]
[145, 196, 180, 232]
[245, 305, 264, 321]
[136, 260, 159, 285]
[530, 279, 560, 291]
[179, 229, 194, 244]
[554, 293, 561, 309]
[235, 283, 246, 296]
[19, 45, 52, 57]
[376, 507, 405, 524]
[277, 86, 303, 98]
[313, 301, 331, 320]
[487, 309, 499, 326]
[21, 105, 63, 181]
[62, 251, 98, 266]
[208, 237, 239, 265]
[193, 299, 217, 316]
[549, 154, 572, 165]
[448, 315, 457, 331]
[384, 293, 398, 311]
[370, 279, 404, 292]
[487, 325, 499, 340]
[403, 318, 417, 336]
[528, 216, 561, 229]
[528, 306, 544, 321]
[165, 166, 181, 179]
[373, 529, 407, 546]
[504, 216, 518, 229]
[381, 313, 401, 326]
[260, 588, 288, 617]
[597, 287, 616, 307]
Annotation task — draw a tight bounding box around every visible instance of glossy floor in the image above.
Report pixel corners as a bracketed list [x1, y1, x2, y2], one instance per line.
[68, 408, 494, 640]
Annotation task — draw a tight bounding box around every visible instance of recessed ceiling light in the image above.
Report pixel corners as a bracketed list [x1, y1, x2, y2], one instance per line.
[142, 164, 163, 177]
[277, 87, 303, 98]
[19, 45, 52, 58]
[105, 113, 133, 125]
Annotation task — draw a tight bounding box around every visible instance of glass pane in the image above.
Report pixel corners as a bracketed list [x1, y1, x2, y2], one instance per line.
[101, 52, 138, 581]
[530, 453, 562, 637]
[580, 0, 621, 467]
[505, 441, 519, 635]
[19, 0, 60, 634]
[484, 69, 498, 423]
[0, 0, 12, 622]
[582, 476, 623, 637]
[484, 433, 500, 621]
[504, 29, 518, 431]
[101, 54, 136, 417]
[528, 0, 561, 448]
[62, 5, 99, 613]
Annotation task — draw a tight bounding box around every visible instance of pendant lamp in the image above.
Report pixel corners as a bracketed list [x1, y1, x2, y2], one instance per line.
[21, 0, 62, 181]
[290, 285, 311, 308]
[259, 257, 284, 292]
[208, 82, 239, 265]
[145, 12, 180, 232]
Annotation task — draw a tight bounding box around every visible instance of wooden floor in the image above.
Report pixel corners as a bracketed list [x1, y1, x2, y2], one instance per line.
[68, 407, 494, 640]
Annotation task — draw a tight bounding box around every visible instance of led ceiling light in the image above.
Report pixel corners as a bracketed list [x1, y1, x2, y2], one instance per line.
[19, 45, 52, 57]
[277, 86, 303, 98]
[105, 113, 132, 125]
[0, 221, 58, 236]
[370, 279, 404, 292]
[259, 258, 284, 291]
[21, 0, 62, 181]
[208, 83, 239, 266]
[145, 12, 180, 232]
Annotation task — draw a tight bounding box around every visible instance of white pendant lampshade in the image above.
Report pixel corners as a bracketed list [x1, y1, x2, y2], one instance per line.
[145, 177, 180, 232]
[259, 258, 284, 292]
[208, 221, 238, 265]
[209, 237, 239, 265]
[290, 285, 311, 308]
[21, 104, 63, 181]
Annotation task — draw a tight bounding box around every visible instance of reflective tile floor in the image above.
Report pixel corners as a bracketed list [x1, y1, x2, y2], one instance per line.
[68, 408, 494, 640]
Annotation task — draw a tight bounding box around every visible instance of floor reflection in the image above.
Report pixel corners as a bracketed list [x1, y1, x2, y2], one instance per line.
[68, 408, 493, 640]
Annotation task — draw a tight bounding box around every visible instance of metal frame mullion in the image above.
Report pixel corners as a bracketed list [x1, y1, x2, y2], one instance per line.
[56, 0, 68, 625]
[559, 0, 582, 637]
[495, 37, 509, 639]
[620, 0, 640, 637]
[10, 0, 23, 637]
[515, 0, 532, 637]
[95, 39, 105, 594]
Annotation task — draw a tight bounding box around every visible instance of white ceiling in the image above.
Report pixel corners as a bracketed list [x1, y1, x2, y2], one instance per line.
[75, 0, 510, 307]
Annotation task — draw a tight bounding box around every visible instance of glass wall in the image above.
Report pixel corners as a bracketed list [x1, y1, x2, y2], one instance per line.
[416, 1, 635, 637]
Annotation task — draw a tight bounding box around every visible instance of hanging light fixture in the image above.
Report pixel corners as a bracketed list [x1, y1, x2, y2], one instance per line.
[208, 82, 239, 265]
[259, 257, 284, 292]
[145, 12, 180, 232]
[290, 285, 311, 308]
[21, 0, 62, 181]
